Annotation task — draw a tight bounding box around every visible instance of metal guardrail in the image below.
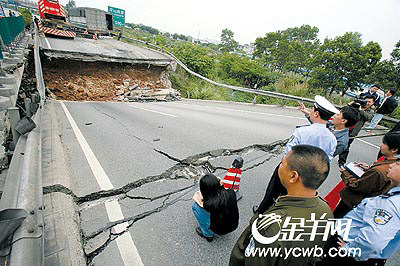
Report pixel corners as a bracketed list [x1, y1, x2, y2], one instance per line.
[0, 25, 44, 265]
[122, 36, 400, 125]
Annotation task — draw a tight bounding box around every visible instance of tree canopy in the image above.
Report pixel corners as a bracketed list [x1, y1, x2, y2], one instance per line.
[65, 0, 76, 11]
[310, 32, 382, 95]
[171, 43, 215, 77]
[254, 25, 320, 75]
[220, 28, 238, 53]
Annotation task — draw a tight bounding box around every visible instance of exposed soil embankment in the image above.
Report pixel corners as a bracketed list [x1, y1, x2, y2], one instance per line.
[42, 59, 178, 101]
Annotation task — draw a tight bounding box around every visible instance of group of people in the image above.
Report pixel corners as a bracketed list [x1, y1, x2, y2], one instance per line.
[7, 10, 17, 17]
[361, 85, 398, 130]
[191, 89, 399, 265]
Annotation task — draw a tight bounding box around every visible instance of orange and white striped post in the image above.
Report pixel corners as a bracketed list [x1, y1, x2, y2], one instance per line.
[223, 156, 244, 200]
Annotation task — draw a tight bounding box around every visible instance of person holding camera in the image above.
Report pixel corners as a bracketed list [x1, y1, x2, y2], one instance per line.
[366, 89, 398, 130]
[338, 95, 376, 166]
[360, 85, 381, 108]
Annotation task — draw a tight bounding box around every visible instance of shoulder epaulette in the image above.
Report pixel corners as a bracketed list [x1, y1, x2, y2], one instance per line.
[381, 191, 400, 198]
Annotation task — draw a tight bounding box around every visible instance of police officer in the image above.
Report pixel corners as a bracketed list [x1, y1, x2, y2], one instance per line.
[331, 160, 400, 265]
[253, 96, 339, 214]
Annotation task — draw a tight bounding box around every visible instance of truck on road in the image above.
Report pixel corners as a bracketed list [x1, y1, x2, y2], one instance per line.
[38, 0, 76, 38]
[68, 7, 113, 35]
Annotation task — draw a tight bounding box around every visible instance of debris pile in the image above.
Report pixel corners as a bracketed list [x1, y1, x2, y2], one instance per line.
[42, 59, 180, 102]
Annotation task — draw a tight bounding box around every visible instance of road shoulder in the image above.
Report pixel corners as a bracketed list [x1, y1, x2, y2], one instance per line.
[42, 101, 86, 265]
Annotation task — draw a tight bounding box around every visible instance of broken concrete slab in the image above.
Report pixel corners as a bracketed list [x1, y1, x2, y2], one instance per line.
[126, 178, 195, 200]
[43, 59, 180, 102]
[209, 150, 280, 173]
[79, 201, 112, 237]
[118, 197, 165, 222]
[84, 229, 110, 255]
[90, 236, 124, 266]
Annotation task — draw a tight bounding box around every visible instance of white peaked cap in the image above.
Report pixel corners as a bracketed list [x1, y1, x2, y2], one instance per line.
[314, 95, 340, 115]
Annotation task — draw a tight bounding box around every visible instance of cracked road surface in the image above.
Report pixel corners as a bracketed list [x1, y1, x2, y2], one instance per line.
[42, 99, 387, 266]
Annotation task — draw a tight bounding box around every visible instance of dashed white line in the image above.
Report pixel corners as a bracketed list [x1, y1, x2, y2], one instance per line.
[129, 104, 178, 118]
[60, 102, 144, 266]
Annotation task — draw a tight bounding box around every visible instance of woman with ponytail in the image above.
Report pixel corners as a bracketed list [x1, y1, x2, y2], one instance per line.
[192, 173, 239, 242]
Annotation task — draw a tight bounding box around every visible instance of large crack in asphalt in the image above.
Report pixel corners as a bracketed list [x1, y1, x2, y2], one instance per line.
[85, 192, 196, 264]
[43, 139, 288, 264]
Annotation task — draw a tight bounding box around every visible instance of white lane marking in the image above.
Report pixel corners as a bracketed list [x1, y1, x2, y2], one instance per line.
[135, 50, 148, 59]
[169, 102, 306, 120]
[356, 138, 380, 149]
[129, 104, 178, 118]
[60, 102, 143, 266]
[44, 37, 51, 49]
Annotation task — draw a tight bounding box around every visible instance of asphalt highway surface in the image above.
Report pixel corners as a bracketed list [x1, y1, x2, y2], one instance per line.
[44, 99, 398, 266]
[39, 36, 171, 61]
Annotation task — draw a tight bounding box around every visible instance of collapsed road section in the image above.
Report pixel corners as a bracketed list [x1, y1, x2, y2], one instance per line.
[42, 59, 180, 102]
[39, 36, 181, 102]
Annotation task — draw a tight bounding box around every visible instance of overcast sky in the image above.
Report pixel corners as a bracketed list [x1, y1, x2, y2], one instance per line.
[60, 0, 399, 59]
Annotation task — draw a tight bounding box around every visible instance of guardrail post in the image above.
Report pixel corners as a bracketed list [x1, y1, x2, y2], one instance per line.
[24, 98, 32, 117]
[252, 95, 257, 104]
[8, 107, 20, 145]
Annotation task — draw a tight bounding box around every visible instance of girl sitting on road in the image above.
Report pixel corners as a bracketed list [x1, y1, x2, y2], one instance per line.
[192, 173, 239, 242]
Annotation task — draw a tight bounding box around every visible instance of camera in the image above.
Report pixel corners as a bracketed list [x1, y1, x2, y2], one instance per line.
[350, 96, 368, 109]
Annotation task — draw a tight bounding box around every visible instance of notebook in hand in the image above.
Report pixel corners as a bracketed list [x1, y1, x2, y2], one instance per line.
[344, 162, 365, 178]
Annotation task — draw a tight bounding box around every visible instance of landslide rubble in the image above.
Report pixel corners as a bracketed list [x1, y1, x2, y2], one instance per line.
[42, 59, 180, 102]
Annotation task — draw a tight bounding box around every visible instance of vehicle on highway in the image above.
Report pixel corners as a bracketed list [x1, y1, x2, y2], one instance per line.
[37, 0, 76, 38]
[69, 7, 114, 36]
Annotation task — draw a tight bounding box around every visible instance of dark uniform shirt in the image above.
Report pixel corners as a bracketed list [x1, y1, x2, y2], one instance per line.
[230, 195, 333, 266]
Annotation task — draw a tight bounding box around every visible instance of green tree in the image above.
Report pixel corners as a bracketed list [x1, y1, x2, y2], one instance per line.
[155, 35, 166, 47]
[367, 60, 399, 91]
[65, 0, 76, 13]
[220, 28, 238, 53]
[254, 25, 320, 75]
[20, 8, 32, 28]
[310, 32, 381, 95]
[172, 33, 179, 40]
[390, 40, 400, 63]
[172, 43, 215, 77]
[218, 53, 277, 88]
